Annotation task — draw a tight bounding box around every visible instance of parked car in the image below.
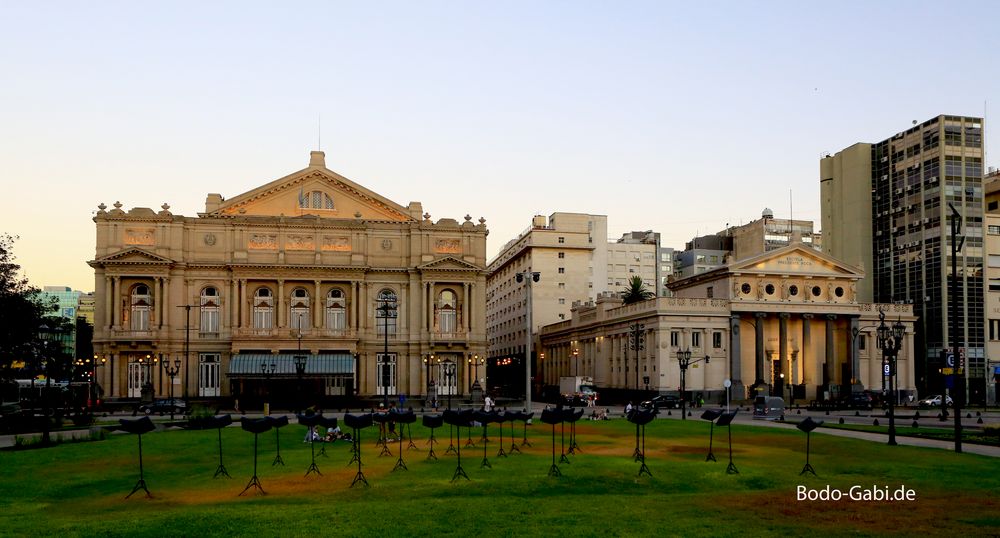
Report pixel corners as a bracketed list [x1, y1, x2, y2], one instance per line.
[640, 394, 681, 410]
[139, 398, 187, 415]
[840, 392, 873, 410]
[753, 396, 785, 420]
[919, 394, 953, 407]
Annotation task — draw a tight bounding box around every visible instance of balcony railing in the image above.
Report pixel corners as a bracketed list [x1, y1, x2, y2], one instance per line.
[109, 328, 155, 339]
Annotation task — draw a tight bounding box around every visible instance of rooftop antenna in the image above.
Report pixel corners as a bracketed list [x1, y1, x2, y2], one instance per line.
[789, 189, 793, 233]
[318, 114, 322, 151]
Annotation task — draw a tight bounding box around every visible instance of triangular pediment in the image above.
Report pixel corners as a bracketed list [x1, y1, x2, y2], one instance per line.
[210, 157, 416, 222]
[93, 248, 173, 265]
[417, 256, 483, 271]
[730, 244, 863, 278]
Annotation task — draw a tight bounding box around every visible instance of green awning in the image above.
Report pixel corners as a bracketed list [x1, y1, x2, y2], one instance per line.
[228, 353, 355, 376]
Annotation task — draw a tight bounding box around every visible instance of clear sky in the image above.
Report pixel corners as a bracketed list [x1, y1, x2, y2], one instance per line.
[2, 1, 998, 292]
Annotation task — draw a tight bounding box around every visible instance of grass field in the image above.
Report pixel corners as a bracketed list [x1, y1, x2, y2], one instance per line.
[1, 418, 998, 537]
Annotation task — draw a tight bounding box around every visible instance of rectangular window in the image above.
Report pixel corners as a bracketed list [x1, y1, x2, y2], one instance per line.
[692, 332, 701, 348]
[558, 282, 565, 289]
[713, 331, 722, 349]
[990, 279, 1000, 292]
[859, 335, 866, 351]
[989, 255, 1000, 268]
[200, 306, 219, 334]
[558, 267, 565, 274]
[991, 319, 1000, 340]
[558, 298, 565, 304]
[989, 225, 1000, 235]
[670, 331, 679, 347]
[558, 237, 565, 243]
[707, 286, 714, 298]
[558, 252, 565, 259]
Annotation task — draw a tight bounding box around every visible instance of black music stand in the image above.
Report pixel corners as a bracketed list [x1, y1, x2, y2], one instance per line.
[317, 415, 338, 459]
[297, 413, 322, 477]
[119, 417, 156, 499]
[239, 417, 273, 496]
[627, 408, 655, 478]
[422, 414, 443, 461]
[474, 410, 496, 469]
[540, 408, 563, 477]
[209, 414, 233, 478]
[495, 411, 508, 458]
[266, 415, 288, 467]
[567, 408, 584, 454]
[796, 416, 823, 476]
[372, 412, 392, 457]
[345, 413, 373, 487]
[558, 408, 573, 464]
[506, 411, 521, 454]
[716, 410, 739, 474]
[520, 411, 534, 448]
[443, 410, 469, 481]
[391, 409, 416, 472]
[700, 409, 723, 463]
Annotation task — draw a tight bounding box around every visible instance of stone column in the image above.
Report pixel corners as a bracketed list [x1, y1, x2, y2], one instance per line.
[314, 280, 322, 329]
[277, 280, 285, 328]
[105, 275, 113, 329]
[239, 279, 247, 329]
[801, 314, 813, 386]
[824, 314, 836, 388]
[464, 282, 471, 333]
[153, 277, 161, 329]
[849, 316, 860, 389]
[754, 312, 766, 386]
[779, 313, 789, 394]
[113, 276, 121, 329]
[729, 315, 743, 396]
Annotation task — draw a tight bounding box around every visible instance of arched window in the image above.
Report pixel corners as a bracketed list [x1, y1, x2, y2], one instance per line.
[253, 287, 274, 329]
[129, 284, 151, 331]
[326, 288, 346, 330]
[298, 190, 334, 210]
[200, 286, 220, 334]
[436, 289, 458, 333]
[375, 289, 397, 336]
[290, 287, 310, 330]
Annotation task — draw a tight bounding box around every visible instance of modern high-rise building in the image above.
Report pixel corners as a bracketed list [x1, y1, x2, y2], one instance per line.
[821, 114, 985, 402]
[39, 285, 83, 358]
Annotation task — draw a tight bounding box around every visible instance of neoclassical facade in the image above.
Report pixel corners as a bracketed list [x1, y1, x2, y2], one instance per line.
[538, 244, 916, 402]
[90, 151, 488, 406]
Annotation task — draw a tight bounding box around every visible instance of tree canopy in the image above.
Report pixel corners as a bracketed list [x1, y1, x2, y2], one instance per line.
[621, 275, 655, 305]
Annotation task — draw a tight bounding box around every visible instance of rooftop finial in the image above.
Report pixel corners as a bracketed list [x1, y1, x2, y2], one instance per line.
[309, 151, 326, 167]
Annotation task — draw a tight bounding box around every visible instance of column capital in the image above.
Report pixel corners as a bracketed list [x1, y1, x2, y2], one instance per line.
[754, 312, 768, 319]
[779, 312, 791, 319]
[802, 313, 814, 320]
[826, 314, 837, 321]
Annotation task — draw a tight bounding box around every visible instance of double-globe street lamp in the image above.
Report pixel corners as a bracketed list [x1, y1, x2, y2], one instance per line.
[677, 349, 709, 420]
[376, 291, 398, 407]
[442, 358, 456, 409]
[160, 354, 182, 420]
[876, 309, 904, 446]
[468, 354, 484, 392]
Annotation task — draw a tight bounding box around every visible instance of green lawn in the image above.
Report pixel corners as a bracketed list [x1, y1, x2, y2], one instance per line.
[1, 419, 998, 537]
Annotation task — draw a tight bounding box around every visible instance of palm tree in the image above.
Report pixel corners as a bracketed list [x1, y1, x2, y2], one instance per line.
[621, 276, 654, 305]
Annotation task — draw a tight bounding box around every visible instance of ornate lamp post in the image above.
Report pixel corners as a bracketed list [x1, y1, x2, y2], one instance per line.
[294, 355, 307, 413]
[468, 354, 484, 391]
[442, 358, 456, 409]
[629, 323, 645, 395]
[677, 349, 709, 420]
[515, 270, 540, 412]
[572, 348, 580, 377]
[160, 354, 182, 420]
[876, 309, 904, 446]
[260, 361, 276, 415]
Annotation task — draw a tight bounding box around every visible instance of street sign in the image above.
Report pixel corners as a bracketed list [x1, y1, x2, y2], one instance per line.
[883, 363, 891, 377]
[945, 352, 955, 367]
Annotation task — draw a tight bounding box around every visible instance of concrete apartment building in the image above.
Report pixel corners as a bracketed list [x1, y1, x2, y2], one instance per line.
[89, 151, 488, 406]
[608, 231, 660, 297]
[983, 168, 1000, 405]
[821, 114, 986, 403]
[722, 210, 822, 262]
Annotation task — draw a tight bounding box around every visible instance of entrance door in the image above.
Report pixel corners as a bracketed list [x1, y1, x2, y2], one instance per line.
[376, 353, 396, 397]
[127, 361, 150, 398]
[199, 353, 221, 397]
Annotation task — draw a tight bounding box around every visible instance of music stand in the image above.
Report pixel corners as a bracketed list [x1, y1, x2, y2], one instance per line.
[567, 407, 584, 454]
[495, 411, 508, 458]
[558, 408, 573, 464]
[344, 413, 373, 487]
[297, 413, 322, 477]
[700, 409, 723, 463]
[317, 415, 338, 459]
[119, 417, 156, 499]
[372, 412, 392, 457]
[443, 410, 470, 481]
[627, 409, 655, 478]
[209, 414, 233, 478]
[520, 411, 534, 448]
[266, 415, 288, 467]
[540, 408, 563, 477]
[422, 414, 443, 461]
[796, 416, 823, 476]
[506, 411, 521, 454]
[239, 417, 273, 496]
[627, 406, 643, 462]
[715, 410, 739, 474]
[474, 410, 497, 469]
[391, 409, 416, 472]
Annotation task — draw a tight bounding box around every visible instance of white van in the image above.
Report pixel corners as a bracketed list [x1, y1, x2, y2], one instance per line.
[753, 396, 784, 420]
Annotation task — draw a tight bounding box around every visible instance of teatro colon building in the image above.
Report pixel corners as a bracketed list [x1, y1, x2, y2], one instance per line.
[89, 151, 488, 408]
[538, 244, 917, 403]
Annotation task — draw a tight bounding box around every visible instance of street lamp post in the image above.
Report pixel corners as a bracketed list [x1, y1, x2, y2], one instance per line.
[948, 202, 964, 453]
[260, 361, 276, 415]
[160, 354, 182, 420]
[515, 270, 540, 412]
[677, 349, 709, 421]
[629, 323, 645, 396]
[376, 291, 398, 407]
[442, 359, 456, 410]
[294, 314, 307, 413]
[468, 354, 484, 392]
[572, 348, 579, 377]
[876, 309, 904, 446]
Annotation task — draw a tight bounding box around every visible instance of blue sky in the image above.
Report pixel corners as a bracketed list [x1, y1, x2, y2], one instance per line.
[2, 1, 998, 291]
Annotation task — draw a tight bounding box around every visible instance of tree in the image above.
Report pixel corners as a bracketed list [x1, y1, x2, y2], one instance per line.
[621, 275, 655, 305]
[0, 234, 60, 382]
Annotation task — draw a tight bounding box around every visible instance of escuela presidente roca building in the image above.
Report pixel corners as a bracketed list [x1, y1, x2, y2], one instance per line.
[89, 151, 488, 406]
